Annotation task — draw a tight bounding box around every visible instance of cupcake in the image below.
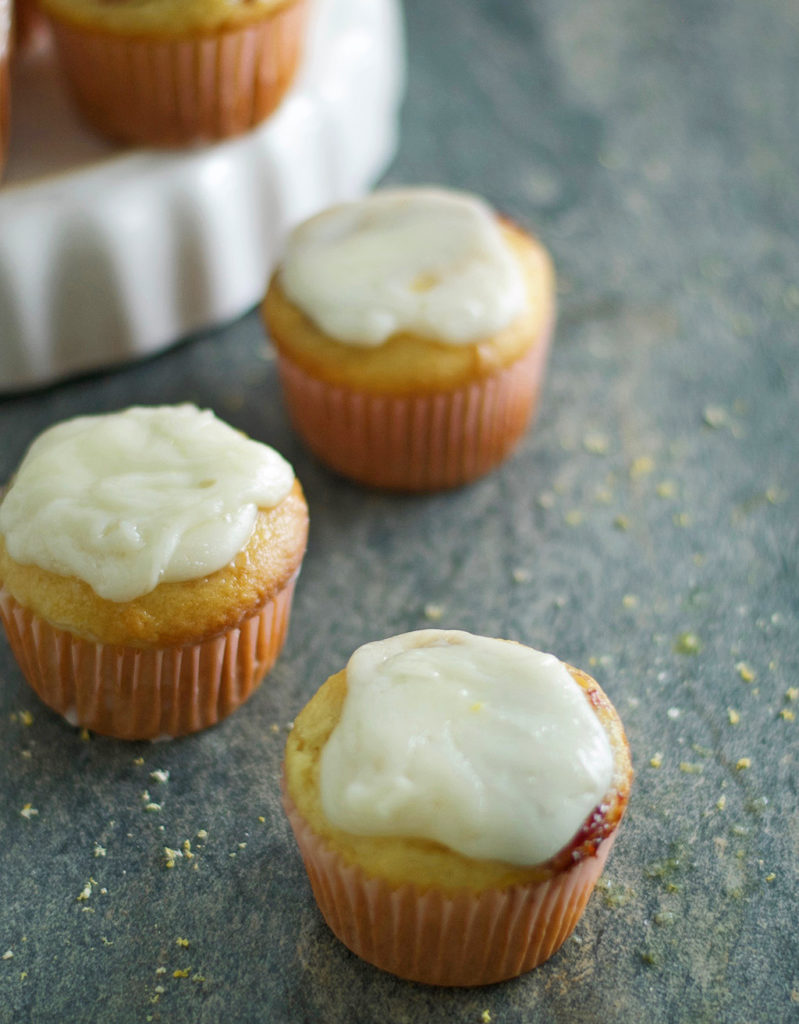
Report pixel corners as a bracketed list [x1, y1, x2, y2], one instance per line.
[283, 629, 632, 986]
[38, 0, 308, 146]
[262, 187, 556, 491]
[0, 404, 309, 739]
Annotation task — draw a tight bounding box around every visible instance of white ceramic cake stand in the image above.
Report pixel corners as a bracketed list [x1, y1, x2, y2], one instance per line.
[0, 0, 405, 391]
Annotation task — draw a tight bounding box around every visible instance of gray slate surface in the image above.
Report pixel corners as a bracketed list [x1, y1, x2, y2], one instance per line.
[1, 0, 798, 1021]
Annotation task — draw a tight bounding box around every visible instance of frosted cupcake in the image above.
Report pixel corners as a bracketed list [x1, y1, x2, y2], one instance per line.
[283, 629, 632, 986]
[262, 187, 556, 491]
[0, 404, 308, 739]
[38, 0, 308, 145]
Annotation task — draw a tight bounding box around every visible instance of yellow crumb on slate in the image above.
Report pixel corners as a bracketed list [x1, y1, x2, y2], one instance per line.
[622, 594, 638, 609]
[173, 968, 191, 979]
[735, 758, 751, 771]
[613, 514, 629, 530]
[145, 803, 162, 813]
[736, 662, 755, 683]
[424, 603, 444, 621]
[182, 840, 194, 859]
[176, 938, 190, 948]
[786, 687, 798, 702]
[94, 844, 107, 858]
[270, 723, 280, 734]
[133, 757, 145, 766]
[679, 762, 703, 775]
[565, 508, 583, 526]
[765, 873, 776, 883]
[481, 1011, 492, 1024]
[716, 795, 727, 811]
[150, 769, 169, 784]
[672, 512, 691, 528]
[703, 405, 727, 428]
[164, 847, 182, 868]
[583, 432, 610, 455]
[537, 491, 556, 509]
[727, 708, 740, 725]
[2, 950, 13, 961]
[19, 710, 33, 727]
[77, 880, 94, 902]
[512, 567, 531, 583]
[258, 816, 266, 823]
[629, 455, 655, 480]
[649, 752, 663, 768]
[196, 829, 208, 840]
[80, 728, 91, 741]
[656, 479, 677, 499]
[779, 709, 795, 721]
[20, 804, 38, 820]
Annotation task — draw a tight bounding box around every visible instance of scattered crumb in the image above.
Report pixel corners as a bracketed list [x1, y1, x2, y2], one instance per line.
[779, 709, 795, 721]
[655, 480, 677, 499]
[145, 803, 162, 813]
[196, 830, 208, 840]
[703, 405, 728, 428]
[674, 632, 702, 655]
[614, 514, 629, 530]
[786, 687, 798, 702]
[133, 757, 145, 766]
[537, 491, 556, 509]
[20, 804, 38, 820]
[182, 840, 194, 860]
[583, 432, 610, 455]
[2, 951, 13, 961]
[654, 910, 675, 926]
[735, 758, 751, 771]
[512, 567, 531, 583]
[164, 847, 182, 869]
[727, 708, 740, 725]
[80, 728, 91, 742]
[19, 710, 33, 727]
[736, 662, 755, 683]
[94, 844, 107, 858]
[622, 594, 638, 609]
[716, 795, 727, 811]
[77, 880, 94, 902]
[258, 816, 266, 824]
[20, 750, 32, 760]
[564, 509, 582, 526]
[192, 974, 206, 983]
[672, 512, 691, 528]
[765, 873, 776, 883]
[679, 762, 703, 775]
[629, 455, 655, 480]
[150, 770, 170, 784]
[667, 707, 681, 720]
[424, 603, 444, 621]
[155, 967, 166, 976]
[270, 723, 280, 734]
[238, 843, 247, 850]
[481, 1012, 492, 1024]
[649, 752, 663, 768]
[176, 938, 190, 948]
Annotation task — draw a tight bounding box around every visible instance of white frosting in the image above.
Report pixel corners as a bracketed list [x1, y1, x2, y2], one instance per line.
[279, 188, 529, 346]
[319, 630, 614, 866]
[0, 404, 294, 602]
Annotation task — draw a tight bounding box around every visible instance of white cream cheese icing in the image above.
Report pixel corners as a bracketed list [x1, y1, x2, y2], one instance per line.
[319, 629, 614, 866]
[279, 188, 529, 346]
[0, 404, 294, 602]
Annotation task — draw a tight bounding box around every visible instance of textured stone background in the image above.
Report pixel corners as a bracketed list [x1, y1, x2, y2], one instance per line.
[1, 0, 798, 1021]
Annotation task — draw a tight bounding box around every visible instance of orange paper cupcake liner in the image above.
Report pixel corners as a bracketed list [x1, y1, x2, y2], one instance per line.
[47, 0, 308, 145]
[276, 329, 552, 491]
[283, 789, 616, 987]
[0, 576, 297, 739]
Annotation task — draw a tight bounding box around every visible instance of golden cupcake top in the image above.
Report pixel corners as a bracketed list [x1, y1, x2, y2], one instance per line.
[0, 404, 295, 604]
[38, 0, 295, 35]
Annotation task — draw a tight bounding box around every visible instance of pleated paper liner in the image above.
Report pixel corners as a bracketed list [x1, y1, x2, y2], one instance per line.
[46, 0, 308, 145]
[283, 789, 616, 987]
[276, 328, 552, 491]
[0, 576, 297, 739]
